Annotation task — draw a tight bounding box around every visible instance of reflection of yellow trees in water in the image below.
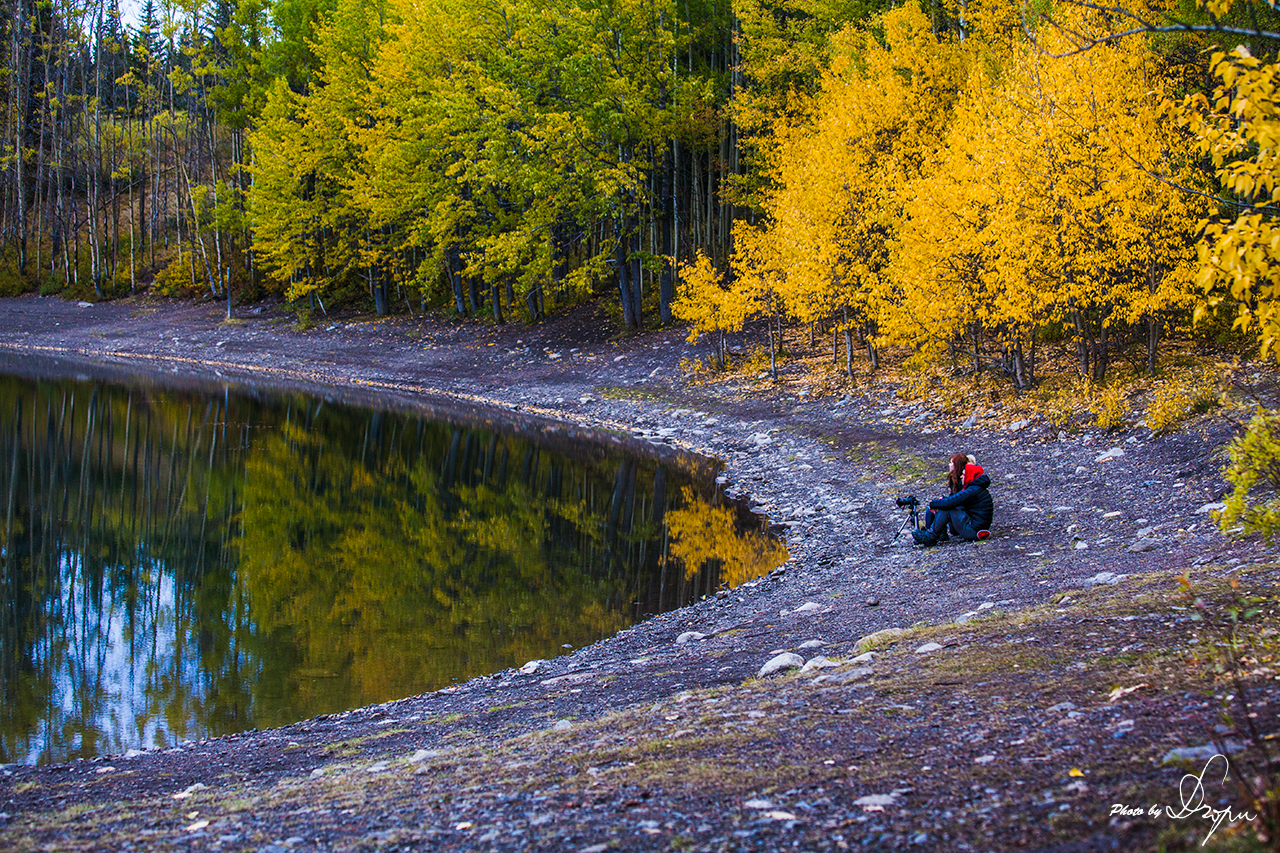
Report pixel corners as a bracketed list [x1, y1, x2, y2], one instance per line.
[664, 488, 789, 589]
[0, 375, 762, 762]
[237, 419, 633, 717]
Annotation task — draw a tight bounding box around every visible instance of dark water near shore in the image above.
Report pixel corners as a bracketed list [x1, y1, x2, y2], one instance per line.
[0, 373, 785, 765]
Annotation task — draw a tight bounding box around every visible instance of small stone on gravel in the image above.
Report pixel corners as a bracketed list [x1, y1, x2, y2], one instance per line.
[853, 794, 898, 808]
[856, 627, 904, 653]
[758, 653, 804, 677]
[1163, 742, 1243, 763]
[816, 667, 873, 684]
[799, 656, 839, 675]
[783, 602, 822, 616]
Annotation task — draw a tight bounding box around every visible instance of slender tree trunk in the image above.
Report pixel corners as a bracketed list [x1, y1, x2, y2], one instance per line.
[446, 247, 465, 314]
[126, 100, 135, 292]
[207, 113, 226, 296]
[1147, 313, 1159, 375]
[89, 9, 104, 298]
[1093, 316, 1109, 383]
[768, 305, 778, 380]
[842, 307, 854, 378]
[1072, 306, 1090, 378]
[659, 137, 675, 325]
[1014, 337, 1027, 390]
[32, 14, 50, 281]
[175, 152, 215, 294]
[10, 0, 30, 273]
[1146, 258, 1161, 374]
[616, 218, 637, 330]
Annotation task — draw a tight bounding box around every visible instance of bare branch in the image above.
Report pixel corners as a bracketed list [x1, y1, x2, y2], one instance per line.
[1024, 0, 1280, 59]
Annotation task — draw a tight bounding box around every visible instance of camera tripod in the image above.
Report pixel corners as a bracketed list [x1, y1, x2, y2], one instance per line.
[893, 496, 922, 541]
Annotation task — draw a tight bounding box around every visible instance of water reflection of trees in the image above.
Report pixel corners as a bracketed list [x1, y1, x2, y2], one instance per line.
[665, 488, 790, 589]
[0, 379, 249, 765]
[0, 377, 786, 765]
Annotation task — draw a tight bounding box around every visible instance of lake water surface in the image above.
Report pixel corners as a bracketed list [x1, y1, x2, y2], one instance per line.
[0, 371, 785, 765]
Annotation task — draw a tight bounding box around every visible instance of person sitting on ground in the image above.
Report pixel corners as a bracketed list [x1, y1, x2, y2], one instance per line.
[912, 452, 993, 547]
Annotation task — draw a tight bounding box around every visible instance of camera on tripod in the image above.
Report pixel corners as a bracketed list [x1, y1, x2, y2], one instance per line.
[893, 494, 922, 540]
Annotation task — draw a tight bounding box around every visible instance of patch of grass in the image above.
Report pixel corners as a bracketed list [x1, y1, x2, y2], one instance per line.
[370, 727, 410, 740]
[57, 803, 98, 820]
[890, 450, 931, 479]
[211, 794, 259, 812]
[443, 727, 479, 742]
[419, 711, 465, 725]
[323, 733, 387, 757]
[598, 386, 666, 402]
[485, 701, 535, 713]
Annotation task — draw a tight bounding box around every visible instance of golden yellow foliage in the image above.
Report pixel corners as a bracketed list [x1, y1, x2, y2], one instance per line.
[746, 4, 968, 377]
[1179, 46, 1280, 360]
[1091, 385, 1128, 432]
[672, 250, 755, 370]
[1146, 371, 1221, 433]
[894, 8, 1202, 385]
[730, 3, 1203, 388]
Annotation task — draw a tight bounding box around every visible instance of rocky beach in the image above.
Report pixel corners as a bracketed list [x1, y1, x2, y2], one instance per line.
[0, 294, 1276, 852]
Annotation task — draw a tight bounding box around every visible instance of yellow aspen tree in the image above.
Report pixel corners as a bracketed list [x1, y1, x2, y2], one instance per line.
[894, 8, 1201, 386]
[731, 220, 789, 379]
[672, 250, 754, 370]
[248, 0, 391, 310]
[891, 64, 1009, 372]
[750, 4, 967, 377]
[1015, 15, 1201, 382]
[1182, 46, 1280, 358]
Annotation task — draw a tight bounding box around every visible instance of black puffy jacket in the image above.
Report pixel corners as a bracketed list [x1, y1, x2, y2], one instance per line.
[928, 467, 994, 531]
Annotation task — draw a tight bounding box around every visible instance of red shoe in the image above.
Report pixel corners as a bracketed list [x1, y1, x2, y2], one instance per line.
[977, 530, 990, 540]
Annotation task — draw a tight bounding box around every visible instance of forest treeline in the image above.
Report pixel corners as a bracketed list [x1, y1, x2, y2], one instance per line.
[4, 0, 1280, 383]
[0, 0, 867, 321]
[672, 0, 1280, 388]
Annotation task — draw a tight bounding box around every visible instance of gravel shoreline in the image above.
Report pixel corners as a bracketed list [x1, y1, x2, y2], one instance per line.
[1, 294, 1277, 852]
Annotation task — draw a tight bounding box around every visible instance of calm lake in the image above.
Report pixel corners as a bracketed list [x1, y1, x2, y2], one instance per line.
[0, 370, 785, 765]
